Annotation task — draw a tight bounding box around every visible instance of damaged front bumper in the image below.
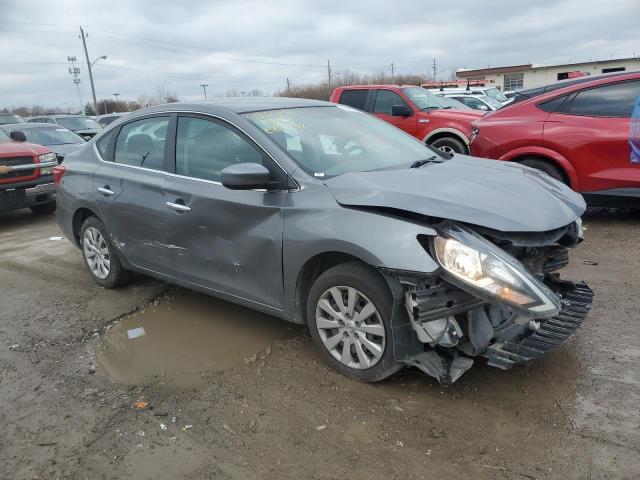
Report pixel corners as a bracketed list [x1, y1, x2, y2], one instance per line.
[399, 278, 593, 385]
[484, 281, 593, 369]
[383, 220, 593, 385]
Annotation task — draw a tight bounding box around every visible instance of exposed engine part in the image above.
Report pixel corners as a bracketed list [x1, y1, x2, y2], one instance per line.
[404, 277, 485, 324]
[404, 350, 474, 385]
[411, 315, 463, 347]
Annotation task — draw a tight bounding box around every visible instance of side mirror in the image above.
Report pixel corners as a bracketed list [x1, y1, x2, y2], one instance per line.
[221, 162, 271, 190]
[391, 105, 413, 117]
[10, 130, 27, 142]
[478, 105, 489, 111]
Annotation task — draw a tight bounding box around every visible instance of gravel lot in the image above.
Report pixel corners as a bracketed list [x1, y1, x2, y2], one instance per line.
[1, 208, 639, 479]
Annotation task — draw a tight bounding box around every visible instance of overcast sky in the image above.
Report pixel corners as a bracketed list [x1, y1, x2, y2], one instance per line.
[1, 0, 639, 110]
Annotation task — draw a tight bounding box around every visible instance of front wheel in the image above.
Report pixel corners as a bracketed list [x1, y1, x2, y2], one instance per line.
[80, 216, 131, 288]
[306, 262, 402, 382]
[429, 136, 467, 155]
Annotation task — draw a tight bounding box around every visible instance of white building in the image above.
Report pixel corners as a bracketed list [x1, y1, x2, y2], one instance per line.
[456, 57, 640, 91]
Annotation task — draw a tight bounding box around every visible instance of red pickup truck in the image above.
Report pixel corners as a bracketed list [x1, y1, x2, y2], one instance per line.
[0, 129, 59, 215]
[330, 85, 484, 154]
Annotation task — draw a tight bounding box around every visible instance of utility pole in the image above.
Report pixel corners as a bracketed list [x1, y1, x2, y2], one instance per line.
[327, 60, 332, 89]
[80, 26, 98, 115]
[67, 56, 83, 113]
[390, 62, 396, 83]
[286, 77, 291, 93]
[432, 58, 437, 81]
[113, 93, 120, 110]
[200, 83, 208, 99]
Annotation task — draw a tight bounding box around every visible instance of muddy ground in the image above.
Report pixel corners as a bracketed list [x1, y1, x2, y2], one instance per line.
[1, 208, 639, 480]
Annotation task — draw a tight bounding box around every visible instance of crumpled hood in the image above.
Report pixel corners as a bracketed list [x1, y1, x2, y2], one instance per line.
[324, 156, 586, 232]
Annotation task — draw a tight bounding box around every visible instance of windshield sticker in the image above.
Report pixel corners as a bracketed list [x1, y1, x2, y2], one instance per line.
[630, 95, 640, 164]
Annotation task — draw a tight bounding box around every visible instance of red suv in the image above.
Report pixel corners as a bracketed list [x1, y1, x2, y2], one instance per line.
[470, 71, 640, 206]
[330, 85, 484, 154]
[0, 128, 59, 215]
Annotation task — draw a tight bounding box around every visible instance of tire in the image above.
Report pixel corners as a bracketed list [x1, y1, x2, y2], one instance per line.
[306, 261, 403, 382]
[80, 216, 131, 288]
[519, 157, 567, 184]
[30, 202, 56, 215]
[429, 136, 467, 155]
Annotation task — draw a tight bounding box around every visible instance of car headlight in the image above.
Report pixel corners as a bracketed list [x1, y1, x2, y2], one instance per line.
[38, 152, 58, 175]
[432, 223, 560, 317]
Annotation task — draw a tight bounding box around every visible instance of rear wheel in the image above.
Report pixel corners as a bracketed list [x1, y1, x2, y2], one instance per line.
[519, 157, 567, 184]
[306, 262, 402, 382]
[429, 136, 467, 155]
[80, 216, 130, 288]
[30, 202, 56, 215]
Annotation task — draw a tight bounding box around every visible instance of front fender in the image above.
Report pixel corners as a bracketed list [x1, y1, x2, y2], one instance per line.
[500, 146, 580, 191]
[282, 185, 439, 320]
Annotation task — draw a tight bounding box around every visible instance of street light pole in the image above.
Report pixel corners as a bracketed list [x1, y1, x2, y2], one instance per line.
[79, 26, 98, 115]
[113, 93, 120, 111]
[200, 83, 208, 99]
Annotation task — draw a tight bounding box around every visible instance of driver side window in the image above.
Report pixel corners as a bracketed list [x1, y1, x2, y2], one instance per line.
[175, 116, 263, 183]
[374, 90, 408, 115]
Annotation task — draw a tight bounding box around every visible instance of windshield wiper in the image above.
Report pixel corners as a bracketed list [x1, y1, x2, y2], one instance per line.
[410, 156, 437, 168]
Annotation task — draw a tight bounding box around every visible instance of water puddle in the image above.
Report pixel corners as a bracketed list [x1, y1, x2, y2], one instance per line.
[93, 290, 296, 388]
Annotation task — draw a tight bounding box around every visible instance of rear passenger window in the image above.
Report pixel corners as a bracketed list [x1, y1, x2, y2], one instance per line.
[338, 90, 369, 111]
[374, 90, 409, 115]
[566, 81, 640, 117]
[175, 117, 262, 183]
[537, 95, 568, 113]
[95, 130, 115, 159]
[113, 117, 168, 170]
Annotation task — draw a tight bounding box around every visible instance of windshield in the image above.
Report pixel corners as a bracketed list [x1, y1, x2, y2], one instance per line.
[483, 87, 508, 103]
[20, 126, 84, 146]
[479, 95, 504, 109]
[0, 114, 25, 125]
[56, 116, 101, 130]
[244, 105, 443, 178]
[401, 87, 470, 110]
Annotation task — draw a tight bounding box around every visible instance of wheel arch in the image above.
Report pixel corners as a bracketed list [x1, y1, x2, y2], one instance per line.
[294, 251, 389, 326]
[500, 147, 580, 190]
[71, 205, 104, 247]
[423, 128, 469, 146]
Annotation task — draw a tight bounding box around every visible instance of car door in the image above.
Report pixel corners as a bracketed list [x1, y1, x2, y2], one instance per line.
[543, 80, 640, 191]
[371, 89, 417, 136]
[163, 114, 288, 309]
[92, 115, 173, 273]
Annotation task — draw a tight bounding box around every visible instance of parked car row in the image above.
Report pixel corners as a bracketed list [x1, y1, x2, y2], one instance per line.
[331, 71, 640, 207]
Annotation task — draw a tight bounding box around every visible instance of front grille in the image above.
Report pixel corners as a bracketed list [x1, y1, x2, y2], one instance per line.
[0, 156, 36, 180]
[484, 282, 593, 369]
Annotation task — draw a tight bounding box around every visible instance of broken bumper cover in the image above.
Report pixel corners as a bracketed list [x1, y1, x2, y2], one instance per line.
[483, 282, 593, 369]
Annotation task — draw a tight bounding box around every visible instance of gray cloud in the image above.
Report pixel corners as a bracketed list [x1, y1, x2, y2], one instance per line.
[0, 0, 638, 108]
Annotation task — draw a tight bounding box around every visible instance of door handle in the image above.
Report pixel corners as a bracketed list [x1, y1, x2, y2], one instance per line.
[165, 201, 191, 213]
[98, 186, 115, 196]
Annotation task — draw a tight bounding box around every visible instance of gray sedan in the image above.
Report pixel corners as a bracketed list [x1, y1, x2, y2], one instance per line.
[56, 98, 592, 384]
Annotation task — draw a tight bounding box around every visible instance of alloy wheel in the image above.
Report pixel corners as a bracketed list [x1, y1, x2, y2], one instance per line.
[315, 286, 385, 369]
[83, 226, 111, 279]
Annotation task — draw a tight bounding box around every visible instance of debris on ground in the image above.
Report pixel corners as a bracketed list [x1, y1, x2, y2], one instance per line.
[126, 327, 146, 339]
[133, 400, 149, 410]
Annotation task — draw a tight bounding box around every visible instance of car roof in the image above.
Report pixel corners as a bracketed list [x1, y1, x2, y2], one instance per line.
[134, 97, 333, 115]
[96, 113, 126, 118]
[2, 122, 62, 129]
[512, 70, 640, 103]
[336, 85, 419, 90]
